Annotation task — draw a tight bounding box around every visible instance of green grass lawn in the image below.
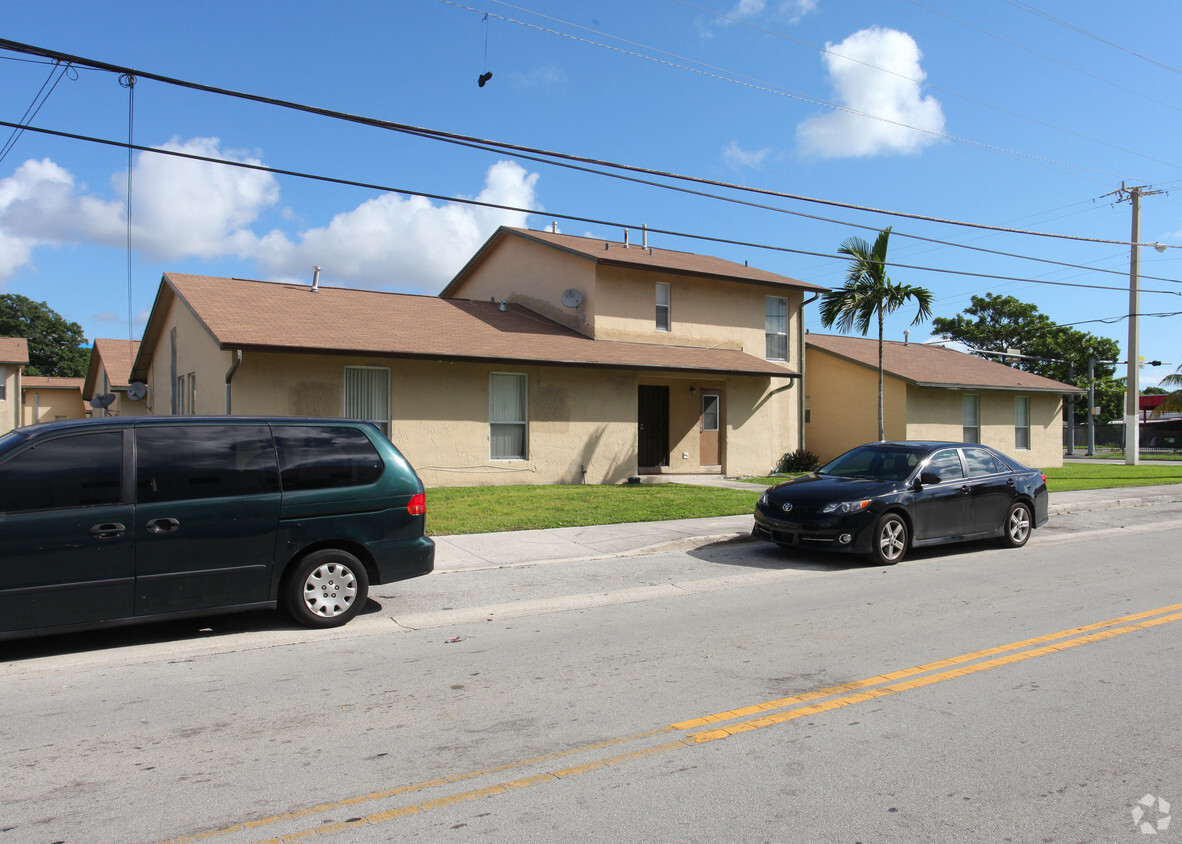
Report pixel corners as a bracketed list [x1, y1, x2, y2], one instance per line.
[427, 483, 758, 536]
[426, 461, 1182, 536]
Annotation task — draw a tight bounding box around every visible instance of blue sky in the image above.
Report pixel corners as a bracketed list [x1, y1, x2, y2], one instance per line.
[2, 0, 1181, 387]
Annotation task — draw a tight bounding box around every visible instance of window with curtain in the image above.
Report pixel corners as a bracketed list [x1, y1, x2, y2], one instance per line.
[490, 372, 527, 459]
[963, 394, 980, 443]
[344, 366, 390, 436]
[1015, 396, 1030, 450]
[765, 296, 788, 361]
[655, 282, 670, 332]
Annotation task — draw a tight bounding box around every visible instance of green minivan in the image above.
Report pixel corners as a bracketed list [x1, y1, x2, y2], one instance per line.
[0, 417, 434, 640]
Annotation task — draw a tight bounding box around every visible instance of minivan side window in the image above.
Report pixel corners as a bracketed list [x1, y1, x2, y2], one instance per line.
[136, 425, 278, 503]
[273, 425, 384, 491]
[0, 432, 123, 512]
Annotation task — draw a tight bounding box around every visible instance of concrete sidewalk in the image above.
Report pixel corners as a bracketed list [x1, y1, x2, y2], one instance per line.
[431, 483, 1182, 573]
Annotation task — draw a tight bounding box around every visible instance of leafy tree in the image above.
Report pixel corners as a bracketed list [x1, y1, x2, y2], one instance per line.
[819, 227, 934, 441]
[931, 293, 1124, 423]
[0, 294, 89, 377]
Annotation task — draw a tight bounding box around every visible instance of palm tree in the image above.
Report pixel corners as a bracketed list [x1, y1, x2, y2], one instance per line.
[1154, 365, 1182, 415]
[819, 227, 934, 441]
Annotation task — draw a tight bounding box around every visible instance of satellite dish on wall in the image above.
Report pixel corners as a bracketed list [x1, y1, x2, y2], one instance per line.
[127, 382, 148, 401]
[561, 288, 584, 308]
[90, 393, 117, 409]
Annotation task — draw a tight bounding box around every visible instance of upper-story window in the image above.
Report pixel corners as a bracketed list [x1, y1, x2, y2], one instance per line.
[765, 296, 788, 361]
[655, 282, 670, 332]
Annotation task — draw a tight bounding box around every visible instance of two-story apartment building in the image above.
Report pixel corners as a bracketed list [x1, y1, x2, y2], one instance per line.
[129, 227, 824, 486]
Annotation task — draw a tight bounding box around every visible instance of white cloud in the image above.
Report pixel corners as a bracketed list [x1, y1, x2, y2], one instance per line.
[252, 160, 540, 292]
[796, 27, 945, 159]
[718, 0, 815, 24]
[120, 137, 280, 260]
[511, 65, 568, 89]
[0, 141, 541, 294]
[723, 141, 774, 171]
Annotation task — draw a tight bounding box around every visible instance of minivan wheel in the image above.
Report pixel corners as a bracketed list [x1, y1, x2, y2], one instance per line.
[868, 513, 908, 565]
[999, 502, 1032, 548]
[283, 549, 370, 629]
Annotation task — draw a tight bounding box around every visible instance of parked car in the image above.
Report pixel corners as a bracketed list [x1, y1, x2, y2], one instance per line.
[752, 441, 1048, 565]
[0, 417, 434, 640]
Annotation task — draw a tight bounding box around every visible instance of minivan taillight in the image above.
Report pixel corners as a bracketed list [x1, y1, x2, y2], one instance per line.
[407, 492, 426, 516]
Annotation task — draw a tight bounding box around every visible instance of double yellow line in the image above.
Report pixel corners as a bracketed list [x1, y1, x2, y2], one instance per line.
[162, 602, 1182, 844]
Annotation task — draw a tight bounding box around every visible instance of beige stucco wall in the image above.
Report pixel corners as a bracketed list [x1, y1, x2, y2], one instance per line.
[804, 346, 1066, 468]
[448, 237, 598, 336]
[907, 388, 1063, 468]
[22, 387, 87, 425]
[804, 349, 908, 462]
[143, 295, 232, 416]
[1, 365, 19, 434]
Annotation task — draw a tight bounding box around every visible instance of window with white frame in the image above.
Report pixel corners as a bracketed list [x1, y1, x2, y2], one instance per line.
[1015, 396, 1030, 450]
[963, 394, 980, 443]
[490, 372, 527, 460]
[765, 296, 788, 361]
[176, 375, 186, 415]
[187, 373, 197, 415]
[344, 366, 390, 436]
[655, 282, 670, 332]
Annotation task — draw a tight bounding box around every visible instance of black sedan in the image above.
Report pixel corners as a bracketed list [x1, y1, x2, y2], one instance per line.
[753, 441, 1049, 565]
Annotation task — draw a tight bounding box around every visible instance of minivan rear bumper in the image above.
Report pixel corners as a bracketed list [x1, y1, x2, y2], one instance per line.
[372, 535, 435, 584]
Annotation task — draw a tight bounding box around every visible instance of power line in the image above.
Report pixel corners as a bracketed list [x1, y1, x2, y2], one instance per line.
[6, 118, 1180, 300]
[669, 0, 1180, 174]
[436, 0, 1134, 183]
[0, 37, 1164, 252]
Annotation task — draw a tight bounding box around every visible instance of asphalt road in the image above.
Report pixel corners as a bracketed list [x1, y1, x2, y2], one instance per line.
[3, 503, 1181, 843]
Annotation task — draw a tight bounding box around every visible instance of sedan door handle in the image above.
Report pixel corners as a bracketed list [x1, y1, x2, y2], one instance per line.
[145, 517, 181, 535]
[959, 485, 971, 494]
[90, 522, 126, 540]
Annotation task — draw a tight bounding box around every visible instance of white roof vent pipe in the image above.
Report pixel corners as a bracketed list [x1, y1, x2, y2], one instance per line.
[904, 330, 910, 345]
[642, 224, 648, 250]
[623, 228, 629, 248]
[311, 266, 321, 292]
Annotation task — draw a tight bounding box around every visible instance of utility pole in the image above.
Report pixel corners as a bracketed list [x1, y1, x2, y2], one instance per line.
[1110, 183, 1166, 466]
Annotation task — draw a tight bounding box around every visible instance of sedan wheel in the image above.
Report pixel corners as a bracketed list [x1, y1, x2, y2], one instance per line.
[999, 502, 1032, 548]
[869, 513, 908, 565]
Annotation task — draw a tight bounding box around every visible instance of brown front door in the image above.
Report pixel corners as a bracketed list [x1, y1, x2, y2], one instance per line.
[637, 385, 669, 469]
[700, 391, 720, 466]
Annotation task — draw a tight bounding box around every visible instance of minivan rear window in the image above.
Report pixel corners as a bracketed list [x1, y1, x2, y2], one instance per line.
[0, 431, 123, 512]
[273, 425, 384, 491]
[136, 425, 279, 503]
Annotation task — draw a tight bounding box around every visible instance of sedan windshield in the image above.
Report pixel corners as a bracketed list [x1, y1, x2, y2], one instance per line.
[819, 445, 924, 481]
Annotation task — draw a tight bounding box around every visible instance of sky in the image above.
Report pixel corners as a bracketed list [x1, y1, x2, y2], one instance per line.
[2, 0, 1181, 389]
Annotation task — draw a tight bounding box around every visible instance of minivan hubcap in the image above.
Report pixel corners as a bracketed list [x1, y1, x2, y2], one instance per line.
[303, 562, 358, 617]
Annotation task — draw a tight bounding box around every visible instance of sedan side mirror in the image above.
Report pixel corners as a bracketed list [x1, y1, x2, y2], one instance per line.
[918, 472, 941, 486]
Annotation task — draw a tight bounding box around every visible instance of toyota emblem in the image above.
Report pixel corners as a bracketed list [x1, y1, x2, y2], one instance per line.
[781, 502, 793, 512]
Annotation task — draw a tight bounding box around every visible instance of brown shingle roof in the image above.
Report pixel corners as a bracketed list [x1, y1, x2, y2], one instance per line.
[84, 338, 142, 399]
[806, 333, 1083, 393]
[132, 273, 797, 380]
[442, 226, 828, 296]
[21, 376, 84, 391]
[0, 337, 29, 365]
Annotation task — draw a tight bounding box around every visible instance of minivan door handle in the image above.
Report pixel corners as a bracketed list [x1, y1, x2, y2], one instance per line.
[145, 517, 181, 535]
[89, 523, 126, 540]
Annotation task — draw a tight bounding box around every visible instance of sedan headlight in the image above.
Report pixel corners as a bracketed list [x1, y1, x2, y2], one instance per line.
[821, 499, 871, 514]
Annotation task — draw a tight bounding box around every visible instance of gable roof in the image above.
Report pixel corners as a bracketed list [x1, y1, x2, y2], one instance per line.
[441, 226, 828, 297]
[0, 337, 29, 365]
[131, 273, 798, 380]
[806, 333, 1083, 394]
[84, 338, 141, 399]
